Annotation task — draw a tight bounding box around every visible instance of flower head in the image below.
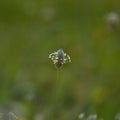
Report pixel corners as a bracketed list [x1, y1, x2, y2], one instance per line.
[106, 12, 119, 31]
[49, 48, 71, 69]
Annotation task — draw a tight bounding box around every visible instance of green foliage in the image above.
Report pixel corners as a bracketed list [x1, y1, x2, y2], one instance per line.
[0, 0, 120, 120]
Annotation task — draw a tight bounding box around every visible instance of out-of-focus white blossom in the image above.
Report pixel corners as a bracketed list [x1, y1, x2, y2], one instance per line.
[106, 12, 119, 31]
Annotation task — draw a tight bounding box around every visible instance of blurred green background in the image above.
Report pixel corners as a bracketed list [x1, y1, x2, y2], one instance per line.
[0, 0, 120, 120]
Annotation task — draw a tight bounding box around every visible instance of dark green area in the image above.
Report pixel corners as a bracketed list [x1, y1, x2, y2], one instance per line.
[0, 0, 120, 120]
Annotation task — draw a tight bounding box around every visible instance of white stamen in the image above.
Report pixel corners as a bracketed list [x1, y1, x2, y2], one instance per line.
[56, 57, 59, 60]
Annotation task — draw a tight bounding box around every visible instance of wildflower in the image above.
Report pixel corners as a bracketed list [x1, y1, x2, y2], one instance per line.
[8, 112, 24, 120]
[49, 48, 71, 69]
[78, 113, 85, 119]
[87, 114, 97, 120]
[106, 12, 119, 31]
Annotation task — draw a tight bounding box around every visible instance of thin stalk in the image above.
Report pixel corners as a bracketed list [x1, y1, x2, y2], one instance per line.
[55, 69, 60, 102]
[53, 69, 60, 119]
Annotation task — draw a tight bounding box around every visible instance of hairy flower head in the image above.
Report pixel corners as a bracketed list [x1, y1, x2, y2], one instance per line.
[49, 48, 71, 69]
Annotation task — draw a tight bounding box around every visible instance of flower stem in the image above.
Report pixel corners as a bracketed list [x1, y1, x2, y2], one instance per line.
[56, 69, 60, 101]
[52, 69, 60, 119]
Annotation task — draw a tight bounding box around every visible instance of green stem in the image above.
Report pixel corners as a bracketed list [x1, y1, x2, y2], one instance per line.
[56, 69, 60, 101]
[52, 69, 60, 119]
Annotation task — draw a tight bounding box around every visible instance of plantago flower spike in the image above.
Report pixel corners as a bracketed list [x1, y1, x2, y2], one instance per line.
[106, 12, 119, 31]
[49, 48, 71, 68]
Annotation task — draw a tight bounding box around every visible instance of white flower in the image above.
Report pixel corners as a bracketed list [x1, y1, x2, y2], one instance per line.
[49, 48, 71, 68]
